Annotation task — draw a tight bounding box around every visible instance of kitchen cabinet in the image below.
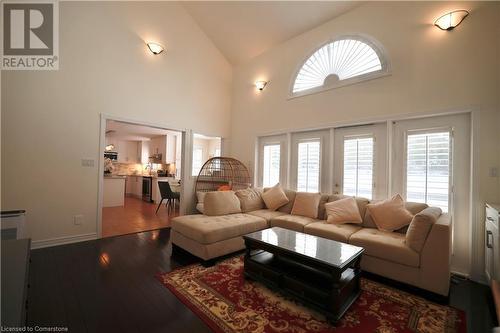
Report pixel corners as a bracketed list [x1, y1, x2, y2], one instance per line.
[103, 177, 126, 207]
[106, 139, 140, 163]
[139, 141, 150, 164]
[149, 137, 165, 162]
[148, 135, 177, 164]
[126, 176, 142, 198]
[125, 141, 139, 163]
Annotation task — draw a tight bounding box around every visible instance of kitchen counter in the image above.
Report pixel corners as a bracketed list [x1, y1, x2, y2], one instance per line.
[104, 175, 126, 179]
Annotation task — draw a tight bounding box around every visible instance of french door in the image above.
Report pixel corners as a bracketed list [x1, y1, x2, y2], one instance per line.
[391, 113, 471, 275]
[333, 123, 387, 200]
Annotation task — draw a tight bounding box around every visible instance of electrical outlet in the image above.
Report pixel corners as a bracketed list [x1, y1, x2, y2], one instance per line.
[490, 167, 498, 178]
[81, 159, 95, 167]
[74, 215, 84, 225]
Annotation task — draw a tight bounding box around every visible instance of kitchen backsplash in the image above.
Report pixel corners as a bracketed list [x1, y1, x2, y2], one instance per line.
[111, 162, 171, 175]
[112, 163, 143, 175]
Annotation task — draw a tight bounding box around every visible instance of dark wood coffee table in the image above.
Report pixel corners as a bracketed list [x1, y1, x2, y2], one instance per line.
[243, 227, 364, 323]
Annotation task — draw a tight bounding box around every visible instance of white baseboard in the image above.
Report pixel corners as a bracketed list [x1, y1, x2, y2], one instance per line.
[31, 232, 98, 249]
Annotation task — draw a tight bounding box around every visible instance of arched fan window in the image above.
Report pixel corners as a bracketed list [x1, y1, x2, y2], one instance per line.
[291, 36, 388, 96]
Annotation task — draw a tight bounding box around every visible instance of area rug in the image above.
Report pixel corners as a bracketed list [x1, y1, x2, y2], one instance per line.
[157, 256, 466, 333]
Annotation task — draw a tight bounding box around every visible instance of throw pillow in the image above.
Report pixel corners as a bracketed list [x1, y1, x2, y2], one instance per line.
[325, 197, 363, 224]
[196, 191, 207, 203]
[291, 192, 322, 219]
[406, 207, 442, 252]
[204, 191, 241, 216]
[261, 184, 289, 211]
[235, 188, 264, 213]
[217, 185, 232, 191]
[366, 194, 413, 231]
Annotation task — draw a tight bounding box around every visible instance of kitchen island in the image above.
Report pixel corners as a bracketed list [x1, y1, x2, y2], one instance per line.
[103, 176, 126, 207]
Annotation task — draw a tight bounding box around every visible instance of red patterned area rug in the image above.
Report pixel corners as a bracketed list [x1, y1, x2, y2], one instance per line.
[157, 256, 466, 333]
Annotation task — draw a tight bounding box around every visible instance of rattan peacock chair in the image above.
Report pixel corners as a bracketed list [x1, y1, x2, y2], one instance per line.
[195, 157, 251, 193]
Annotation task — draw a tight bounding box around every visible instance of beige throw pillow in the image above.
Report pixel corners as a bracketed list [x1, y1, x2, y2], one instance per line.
[261, 184, 289, 211]
[204, 191, 241, 216]
[366, 194, 414, 231]
[406, 207, 442, 252]
[235, 188, 264, 213]
[291, 192, 321, 219]
[196, 191, 207, 203]
[325, 197, 363, 225]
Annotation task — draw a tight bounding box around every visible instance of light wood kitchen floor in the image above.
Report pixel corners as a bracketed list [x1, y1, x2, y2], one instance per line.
[102, 196, 178, 238]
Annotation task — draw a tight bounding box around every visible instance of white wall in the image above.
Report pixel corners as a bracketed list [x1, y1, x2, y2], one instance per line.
[229, 1, 500, 278]
[1, 2, 232, 245]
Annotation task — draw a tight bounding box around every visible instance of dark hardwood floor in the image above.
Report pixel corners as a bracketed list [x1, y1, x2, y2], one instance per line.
[27, 229, 497, 333]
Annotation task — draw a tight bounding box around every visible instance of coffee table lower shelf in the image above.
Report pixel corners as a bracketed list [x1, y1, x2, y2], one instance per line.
[244, 250, 361, 323]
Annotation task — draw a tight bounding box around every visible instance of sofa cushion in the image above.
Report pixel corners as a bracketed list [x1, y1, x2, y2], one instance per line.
[405, 202, 429, 215]
[270, 215, 319, 232]
[204, 191, 241, 216]
[171, 213, 267, 244]
[235, 188, 264, 213]
[363, 201, 429, 230]
[277, 189, 297, 214]
[247, 209, 287, 222]
[304, 222, 362, 243]
[329, 194, 369, 220]
[325, 197, 363, 225]
[291, 192, 321, 219]
[366, 194, 413, 231]
[262, 184, 289, 211]
[349, 228, 420, 267]
[406, 207, 442, 252]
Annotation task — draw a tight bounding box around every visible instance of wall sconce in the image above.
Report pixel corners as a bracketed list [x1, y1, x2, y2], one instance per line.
[105, 144, 115, 151]
[147, 42, 164, 55]
[434, 10, 469, 31]
[255, 81, 268, 91]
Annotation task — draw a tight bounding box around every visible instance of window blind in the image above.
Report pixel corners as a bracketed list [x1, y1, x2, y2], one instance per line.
[406, 132, 450, 212]
[343, 137, 374, 199]
[262, 144, 280, 187]
[297, 141, 320, 193]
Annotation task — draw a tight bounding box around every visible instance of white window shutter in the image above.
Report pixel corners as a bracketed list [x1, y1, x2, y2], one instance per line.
[343, 137, 374, 199]
[297, 141, 321, 193]
[262, 144, 280, 187]
[406, 132, 450, 212]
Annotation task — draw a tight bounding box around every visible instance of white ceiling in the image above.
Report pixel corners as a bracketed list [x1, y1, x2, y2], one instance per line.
[106, 120, 180, 141]
[182, 1, 361, 65]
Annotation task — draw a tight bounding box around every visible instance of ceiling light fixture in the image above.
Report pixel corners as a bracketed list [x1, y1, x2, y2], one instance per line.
[255, 81, 268, 91]
[147, 42, 164, 55]
[434, 10, 469, 31]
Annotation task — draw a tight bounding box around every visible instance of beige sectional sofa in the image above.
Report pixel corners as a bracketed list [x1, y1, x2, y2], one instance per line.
[171, 188, 451, 296]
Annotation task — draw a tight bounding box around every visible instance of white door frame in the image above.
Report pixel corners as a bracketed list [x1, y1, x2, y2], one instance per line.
[97, 113, 189, 239]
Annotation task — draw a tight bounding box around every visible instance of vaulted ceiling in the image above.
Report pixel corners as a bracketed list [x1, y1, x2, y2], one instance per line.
[182, 1, 362, 65]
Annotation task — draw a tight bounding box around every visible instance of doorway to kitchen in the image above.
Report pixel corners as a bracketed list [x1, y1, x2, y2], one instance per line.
[100, 119, 184, 238]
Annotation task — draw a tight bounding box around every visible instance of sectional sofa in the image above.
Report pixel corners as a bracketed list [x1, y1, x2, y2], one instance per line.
[171, 187, 451, 296]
